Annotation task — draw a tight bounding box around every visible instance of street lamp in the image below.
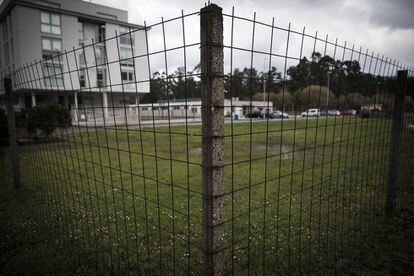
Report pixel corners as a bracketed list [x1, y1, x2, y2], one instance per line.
[327, 72, 330, 108]
[326, 66, 334, 108]
[376, 81, 380, 106]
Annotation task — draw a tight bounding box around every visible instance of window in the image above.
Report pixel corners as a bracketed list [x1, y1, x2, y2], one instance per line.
[121, 71, 135, 89]
[173, 106, 180, 110]
[79, 52, 85, 66]
[119, 26, 134, 46]
[141, 107, 149, 111]
[191, 107, 198, 113]
[43, 64, 63, 87]
[97, 69, 105, 88]
[121, 71, 134, 82]
[42, 37, 62, 60]
[95, 47, 105, 66]
[79, 70, 86, 88]
[41, 12, 61, 35]
[120, 47, 133, 67]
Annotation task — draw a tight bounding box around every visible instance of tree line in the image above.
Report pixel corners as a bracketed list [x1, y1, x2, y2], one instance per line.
[141, 52, 413, 109]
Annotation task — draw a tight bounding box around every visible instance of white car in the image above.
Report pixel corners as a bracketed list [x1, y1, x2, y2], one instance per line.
[301, 108, 320, 117]
[328, 109, 341, 116]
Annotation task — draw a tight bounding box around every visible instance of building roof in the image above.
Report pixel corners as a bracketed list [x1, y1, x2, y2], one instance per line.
[0, 0, 143, 29]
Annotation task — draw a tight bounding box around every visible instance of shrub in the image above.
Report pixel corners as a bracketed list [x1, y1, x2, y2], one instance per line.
[26, 103, 71, 138]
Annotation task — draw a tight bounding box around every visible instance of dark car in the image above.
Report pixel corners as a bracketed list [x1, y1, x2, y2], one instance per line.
[245, 110, 263, 118]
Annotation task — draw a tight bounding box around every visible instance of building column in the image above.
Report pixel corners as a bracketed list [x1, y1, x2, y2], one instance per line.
[73, 92, 78, 122]
[31, 93, 36, 107]
[102, 91, 108, 119]
[135, 94, 140, 117]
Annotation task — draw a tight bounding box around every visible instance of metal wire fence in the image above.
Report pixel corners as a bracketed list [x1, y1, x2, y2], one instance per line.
[2, 3, 414, 274]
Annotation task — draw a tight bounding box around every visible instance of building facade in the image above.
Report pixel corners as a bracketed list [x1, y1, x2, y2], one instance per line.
[0, 0, 150, 121]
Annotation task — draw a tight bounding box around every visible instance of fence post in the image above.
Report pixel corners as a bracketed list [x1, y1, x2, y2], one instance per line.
[5, 77, 21, 188]
[386, 70, 407, 218]
[200, 4, 225, 275]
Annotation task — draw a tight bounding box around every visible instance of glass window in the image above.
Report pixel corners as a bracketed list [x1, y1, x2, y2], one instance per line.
[97, 69, 105, 88]
[42, 38, 51, 50]
[41, 24, 51, 33]
[79, 52, 85, 66]
[51, 26, 60, 34]
[41, 11, 61, 35]
[79, 69, 86, 88]
[52, 40, 61, 51]
[43, 64, 64, 87]
[121, 71, 128, 80]
[119, 26, 134, 46]
[51, 14, 60, 25]
[41, 37, 62, 60]
[95, 47, 105, 66]
[120, 47, 133, 67]
[121, 70, 135, 90]
[41, 12, 50, 23]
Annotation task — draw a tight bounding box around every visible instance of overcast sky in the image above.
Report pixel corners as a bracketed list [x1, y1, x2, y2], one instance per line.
[92, 0, 414, 75]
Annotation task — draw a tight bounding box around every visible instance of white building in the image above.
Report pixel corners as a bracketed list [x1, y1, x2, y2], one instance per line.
[0, 0, 149, 120]
[130, 97, 274, 118]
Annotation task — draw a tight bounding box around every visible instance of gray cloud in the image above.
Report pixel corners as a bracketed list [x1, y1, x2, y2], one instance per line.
[93, 0, 414, 72]
[366, 0, 414, 29]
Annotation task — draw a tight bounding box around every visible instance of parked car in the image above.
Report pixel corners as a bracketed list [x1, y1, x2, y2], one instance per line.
[301, 108, 320, 117]
[359, 108, 387, 118]
[246, 110, 263, 118]
[261, 108, 273, 118]
[320, 109, 329, 116]
[328, 109, 341, 116]
[268, 110, 289, 119]
[340, 109, 353, 116]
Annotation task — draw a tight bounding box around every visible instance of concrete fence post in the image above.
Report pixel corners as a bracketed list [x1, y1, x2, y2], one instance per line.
[386, 70, 407, 218]
[5, 77, 21, 188]
[200, 4, 225, 275]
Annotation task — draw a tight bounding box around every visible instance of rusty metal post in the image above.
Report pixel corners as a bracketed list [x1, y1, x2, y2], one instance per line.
[5, 77, 21, 188]
[200, 4, 225, 275]
[386, 70, 407, 218]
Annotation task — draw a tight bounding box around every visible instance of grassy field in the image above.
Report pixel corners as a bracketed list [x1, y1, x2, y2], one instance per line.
[4, 115, 412, 274]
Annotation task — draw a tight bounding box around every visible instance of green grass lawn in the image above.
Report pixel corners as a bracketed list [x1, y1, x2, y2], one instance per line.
[10, 115, 413, 274]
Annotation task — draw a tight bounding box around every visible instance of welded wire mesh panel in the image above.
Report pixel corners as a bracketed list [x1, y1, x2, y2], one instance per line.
[4, 4, 414, 274]
[220, 8, 413, 275]
[11, 11, 204, 274]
